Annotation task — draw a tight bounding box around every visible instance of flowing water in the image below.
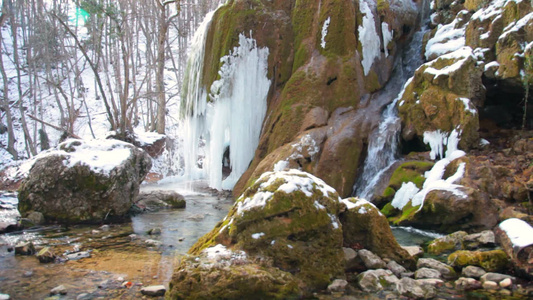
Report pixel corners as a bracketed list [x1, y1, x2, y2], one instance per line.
[353, 6, 430, 200]
[0, 183, 232, 299]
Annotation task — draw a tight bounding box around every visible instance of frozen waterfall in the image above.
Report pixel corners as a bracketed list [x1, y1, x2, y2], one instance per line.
[180, 9, 270, 190]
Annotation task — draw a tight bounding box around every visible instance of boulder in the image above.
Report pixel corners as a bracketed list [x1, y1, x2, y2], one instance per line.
[480, 272, 515, 284]
[447, 250, 510, 272]
[136, 190, 185, 210]
[395, 277, 437, 299]
[167, 247, 301, 299]
[18, 139, 151, 224]
[495, 218, 533, 277]
[463, 230, 496, 249]
[343, 247, 364, 272]
[340, 198, 414, 267]
[398, 47, 483, 150]
[356, 269, 399, 292]
[186, 170, 344, 290]
[387, 260, 408, 278]
[402, 246, 424, 258]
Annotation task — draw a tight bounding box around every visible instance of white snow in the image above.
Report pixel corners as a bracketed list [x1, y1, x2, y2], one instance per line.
[425, 17, 466, 60]
[321, 17, 331, 49]
[393, 129, 467, 211]
[251, 232, 265, 239]
[382, 23, 393, 57]
[290, 134, 320, 160]
[499, 12, 533, 42]
[236, 169, 339, 215]
[314, 201, 326, 210]
[423, 130, 448, 160]
[391, 182, 420, 209]
[358, 0, 381, 75]
[273, 160, 289, 172]
[358, 206, 368, 214]
[329, 213, 340, 229]
[499, 218, 533, 249]
[423, 47, 473, 79]
[341, 197, 379, 212]
[457, 98, 477, 115]
[203, 244, 247, 262]
[484, 61, 500, 71]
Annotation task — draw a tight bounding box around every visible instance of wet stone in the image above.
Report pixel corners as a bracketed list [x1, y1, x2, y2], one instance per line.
[462, 265, 486, 279]
[50, 285, 67, 295]
[66, 251, 91, 261]
[15, 241, 36, 256]
[140, 285, 166, 297]
[0, 293, 10, 300]
[482, 281, 499, 290]
[37, 247, 56, 263]
[328, 279, 349, 292]
[358, 249, 386, 269]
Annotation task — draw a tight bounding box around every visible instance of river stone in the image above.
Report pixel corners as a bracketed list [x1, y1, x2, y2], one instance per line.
[26, 211, 45, 225]
[448, 250, 510, 272]
[415, 268, 442, 279]
[37, 247, 56, 263]
[427, 231, 468, 255]
[499, 278, 512, 288]
[480, 273, 515, 283]
[416, 258, 456, 279]
[141, 285, 166, 296]
[387, 260, 407, 278]
[14, 241, 36, 256]
[50, 285, 67, 295]
[66, 251, 91, 261]
[136, 190, 185, 210]
[18, 139, 151, 224]
[327, 279, 349, 293]
[395, 277, 436, 299]
[462, 265, 486, 279]
[358, 249, 386, 270]
[482, 280, 499, 290]
[341, 198, 414, 267]
[417, 278, 444, 287]
[402, 246, 424, 258]
[343, 247, 363, 271]
[356, 269, 398, 292]
[463, 230, 495, 249]
[186, 170, 344, 291]
[0, 294, 10, 300]
[455, 277, 482, 290]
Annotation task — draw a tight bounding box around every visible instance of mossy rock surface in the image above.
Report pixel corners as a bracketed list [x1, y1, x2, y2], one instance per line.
[427, 231, 468, 255]
[190, 170, 344, 290]
[340, 198, 415, 268]
[18, 139, 151, 224]
[167, 254, 301, 299]
[447, 250, 510, 272]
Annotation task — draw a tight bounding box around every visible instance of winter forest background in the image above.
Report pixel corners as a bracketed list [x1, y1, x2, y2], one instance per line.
[0, 0, 220, 172]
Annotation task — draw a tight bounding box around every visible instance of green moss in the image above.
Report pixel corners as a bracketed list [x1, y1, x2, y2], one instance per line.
[377, 0, 390, 14]
[388, 161, 434, 190]
[391, 202, 420, 225]
[448, 250, 510, 272]
[380, 202, 396, 217]
[364, 70, 381, 92]
[293, 46, 310, 73]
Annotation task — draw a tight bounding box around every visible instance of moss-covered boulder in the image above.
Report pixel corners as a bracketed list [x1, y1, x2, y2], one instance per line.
[189, 170, 344, 290]
[18, 139, 151, 224]
[167, 245, 301, 299]
[398, 46, 483, 150]
[340, 197, 415, 268]
[427, 231, 468, 255]
[447, 250, 511, 272]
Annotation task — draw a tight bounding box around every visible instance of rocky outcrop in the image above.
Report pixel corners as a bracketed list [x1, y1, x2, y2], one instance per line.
[200, 0, 428, 198]
[18, 139, 151, 224]
[340, 197, 414, 267]
[182, 170, 344, 292]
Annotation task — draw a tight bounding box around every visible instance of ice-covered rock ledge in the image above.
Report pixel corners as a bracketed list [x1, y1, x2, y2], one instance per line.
[495, 218, 533, 277]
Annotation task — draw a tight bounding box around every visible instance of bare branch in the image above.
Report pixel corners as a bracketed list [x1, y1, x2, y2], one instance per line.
[27, 114, 81, 139]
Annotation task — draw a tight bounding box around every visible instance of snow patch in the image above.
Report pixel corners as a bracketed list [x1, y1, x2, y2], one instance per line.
[273, 160, 289, 172]
[382, 23, 393, 57]
[423, 47, 473, 79]
[321, 17, 331, 49]
[391, 182, 420, 209]
[251, 232, 265, 239]
[203, 244, 246, 262]
[358, 0, 381, 75]
[457, 98, 477, 115]
[499, 218, 533, 249]
[425, 17, 466, 60]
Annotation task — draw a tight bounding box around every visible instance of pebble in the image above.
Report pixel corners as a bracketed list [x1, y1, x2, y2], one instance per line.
[66, 251, 91, 261]
[91, 230, 100, 235]
[482, 281, 499, 290]
[327, 279, 349, 292]
[117, 277, 125, 282]
[50, 285, 67, 295]
[0, 293, 10, 300]
[178, 237, 185, 242]
[23, 271, 33, 277]
[499, 278, 512, 288]
[100, 225, 110, 231]
[76, 293, 91, 300]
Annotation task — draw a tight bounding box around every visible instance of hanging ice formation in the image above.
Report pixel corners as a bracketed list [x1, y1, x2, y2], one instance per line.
[180, 9, 270, 190]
